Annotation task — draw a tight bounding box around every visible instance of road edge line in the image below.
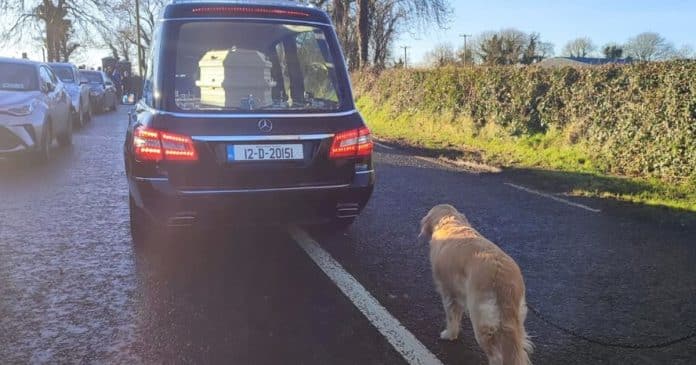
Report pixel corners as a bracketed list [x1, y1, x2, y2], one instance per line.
[505, 183, 601, 213]
[374, 141, 396, 150]
[288, 226, 444, 365]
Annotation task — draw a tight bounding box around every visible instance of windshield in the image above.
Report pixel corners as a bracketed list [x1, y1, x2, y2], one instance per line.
[81, 72, 103, 84]
[0, 63, 38, 91]
[51, 65, 75, 83]
[171, 21, 343, 113]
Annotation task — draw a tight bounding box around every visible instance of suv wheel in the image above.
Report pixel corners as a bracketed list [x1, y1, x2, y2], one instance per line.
[85, 103, 92, 122]
[72, 107, 84, 129]
[57, 116, 73, 147]
[33, 122, 52, 164]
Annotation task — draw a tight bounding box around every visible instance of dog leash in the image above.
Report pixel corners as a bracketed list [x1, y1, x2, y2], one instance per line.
[526, 303, 696, 349]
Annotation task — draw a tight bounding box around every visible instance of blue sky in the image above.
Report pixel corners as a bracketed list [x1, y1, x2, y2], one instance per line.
[2, 1, 694, 67]
[403, 0, 696, 64]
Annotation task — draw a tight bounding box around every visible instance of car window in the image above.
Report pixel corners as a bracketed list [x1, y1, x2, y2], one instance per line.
[45, 67, 59, 84]
[81, 72, 104, 84]
[171, 21, 342, 112]
[39, 66, 53, 87]
[50, 65, 76, 83]
[144, 24, 162, 107]
[0, 63, 39, 91]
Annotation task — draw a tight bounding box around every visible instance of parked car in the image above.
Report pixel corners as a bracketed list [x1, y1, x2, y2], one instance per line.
[49, 62, 91, 128]
[79, 70, 118, 113]
[0, 57, 73, 163]
[124, 1, 374, 243]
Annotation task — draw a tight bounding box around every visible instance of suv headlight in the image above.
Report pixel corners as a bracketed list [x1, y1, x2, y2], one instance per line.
[6, 104, 34, 117]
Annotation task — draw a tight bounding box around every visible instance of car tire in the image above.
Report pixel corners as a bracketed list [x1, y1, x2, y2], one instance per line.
[33, 121, 52, 164]
[57, 115, 73, 147]
[85, 103, 92, 122]
[73, 106, 85, 129]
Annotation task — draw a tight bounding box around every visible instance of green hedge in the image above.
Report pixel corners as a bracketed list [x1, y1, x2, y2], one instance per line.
[353, 62, 696, 183]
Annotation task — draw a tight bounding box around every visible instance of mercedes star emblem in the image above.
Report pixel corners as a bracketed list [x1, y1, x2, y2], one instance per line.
[258, 119, 273, 133]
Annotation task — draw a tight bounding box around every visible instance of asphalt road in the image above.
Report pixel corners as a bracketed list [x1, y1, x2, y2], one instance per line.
[1, 108, 695, 364]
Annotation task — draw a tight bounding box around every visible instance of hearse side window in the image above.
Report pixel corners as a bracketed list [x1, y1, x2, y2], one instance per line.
[171, 21, 343, 113]
[143, 24, 162, 107]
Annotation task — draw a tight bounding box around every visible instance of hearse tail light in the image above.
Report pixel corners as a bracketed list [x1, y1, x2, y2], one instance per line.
[330, 127, 373, 159]
[133, 127, 198, 162]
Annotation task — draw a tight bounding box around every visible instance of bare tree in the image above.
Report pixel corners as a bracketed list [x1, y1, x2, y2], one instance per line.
[303, 0, 451, 70]
[356, 0, 451, 68]
[357, 0, 370, 68]
[98, 0, 165, 73]
[370, 0, 402, 69]
[673, 44, 694, 60]
[1, 0, 108, 62]
[602, 43, 624, 60]
[424, 42, 457, 67]
[562, 37, 596, 58]
[538, 41, 555, 59]
[624, 32, 675, 61]
[475, 29, 551, 65]
[456, 45, 475, 65]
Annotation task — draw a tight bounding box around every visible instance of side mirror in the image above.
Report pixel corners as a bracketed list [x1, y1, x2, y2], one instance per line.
[105, 81, 113, 87]
[79, 78, 88, 85]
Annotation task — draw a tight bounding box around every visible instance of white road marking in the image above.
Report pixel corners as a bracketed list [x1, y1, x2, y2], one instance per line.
[505, 183, 601, 213]
[288, 226, 444, 365]
[374, 141, 396, 150]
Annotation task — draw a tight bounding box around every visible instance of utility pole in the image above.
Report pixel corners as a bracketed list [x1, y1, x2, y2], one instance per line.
[402, 46, 410, 68]
[460, 34, 472, 65]
[135, 0, 144, 77]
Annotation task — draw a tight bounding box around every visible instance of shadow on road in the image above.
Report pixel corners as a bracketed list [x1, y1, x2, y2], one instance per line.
[335, 154, 696, 363]
[0, 147, 77, 185]
[126, 227, 401, 364]
[503, 167, 696, 229]
[374, 140, 696, 228]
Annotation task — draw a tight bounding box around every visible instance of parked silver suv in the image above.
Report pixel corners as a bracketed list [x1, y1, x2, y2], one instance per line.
[49, 62, 92, 128]
[0, 57, 73, 163]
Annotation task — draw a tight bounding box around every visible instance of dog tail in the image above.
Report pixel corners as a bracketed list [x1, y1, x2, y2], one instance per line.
[495, 261, 533, 365]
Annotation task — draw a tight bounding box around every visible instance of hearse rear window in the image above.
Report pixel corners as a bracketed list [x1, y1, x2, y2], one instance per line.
[172, 21, 342, 113]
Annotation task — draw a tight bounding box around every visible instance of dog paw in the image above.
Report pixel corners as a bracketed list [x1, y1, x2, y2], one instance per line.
[440, 330, 458, 341]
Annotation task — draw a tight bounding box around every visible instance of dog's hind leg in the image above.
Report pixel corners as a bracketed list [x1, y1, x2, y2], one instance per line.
[440, 295, 464, 340]
[473, 324, 503, 365]
[470, 295, 504, 365]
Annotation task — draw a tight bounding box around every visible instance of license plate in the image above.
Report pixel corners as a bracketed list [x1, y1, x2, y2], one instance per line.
[227, 144, 304, 161]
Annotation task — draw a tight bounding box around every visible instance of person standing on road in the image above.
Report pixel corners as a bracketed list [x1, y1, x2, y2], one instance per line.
[111, 67, 123, 101]
[122, 70, 132, 103]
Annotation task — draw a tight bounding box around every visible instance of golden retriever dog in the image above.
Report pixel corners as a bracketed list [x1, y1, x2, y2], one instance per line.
[420, 204, 533, 365]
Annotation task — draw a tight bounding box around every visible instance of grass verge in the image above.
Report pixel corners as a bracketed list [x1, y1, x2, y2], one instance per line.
[358, 96, 696, 213]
